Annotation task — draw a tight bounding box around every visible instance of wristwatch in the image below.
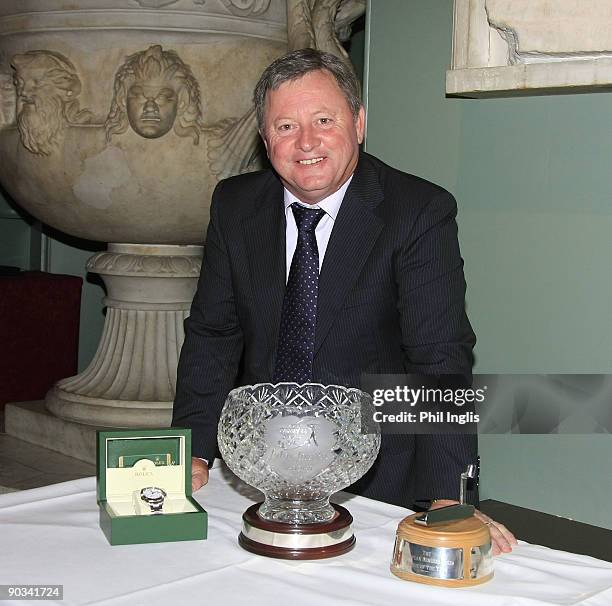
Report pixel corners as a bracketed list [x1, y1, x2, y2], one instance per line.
[140, 487, 167, 513]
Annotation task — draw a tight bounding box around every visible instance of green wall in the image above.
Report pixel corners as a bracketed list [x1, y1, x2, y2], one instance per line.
[0, 196, 31, 269]
[366, 0, 612, 528]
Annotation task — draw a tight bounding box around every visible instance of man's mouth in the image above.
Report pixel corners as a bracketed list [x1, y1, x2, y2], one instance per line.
[141, 114, 160, 122]
[297, 157, 324, 165]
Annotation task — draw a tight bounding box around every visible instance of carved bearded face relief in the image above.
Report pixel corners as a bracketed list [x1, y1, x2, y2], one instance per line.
[126, 77, 180, 138]
[11, 51, 84, 156]
[14, 66, 60, 109]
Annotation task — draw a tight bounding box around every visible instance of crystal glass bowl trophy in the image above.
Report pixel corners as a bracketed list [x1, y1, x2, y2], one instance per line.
[218, 383, 381, 559]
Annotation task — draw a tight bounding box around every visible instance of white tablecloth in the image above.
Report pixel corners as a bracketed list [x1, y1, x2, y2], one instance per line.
[1, 463, 611, 606]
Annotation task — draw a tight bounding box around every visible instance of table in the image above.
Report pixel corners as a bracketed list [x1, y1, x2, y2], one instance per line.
[1, 464, 611, 606]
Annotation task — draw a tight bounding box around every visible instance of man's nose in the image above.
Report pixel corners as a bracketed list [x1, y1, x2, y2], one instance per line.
[296, 124, 320, 151]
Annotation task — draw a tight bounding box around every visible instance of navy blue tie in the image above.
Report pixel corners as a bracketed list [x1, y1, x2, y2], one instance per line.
[273, 203, 326, 383]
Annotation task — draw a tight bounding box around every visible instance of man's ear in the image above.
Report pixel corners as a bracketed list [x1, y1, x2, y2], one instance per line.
[260, 130, 269, 156]
[355, 105, 365, 145]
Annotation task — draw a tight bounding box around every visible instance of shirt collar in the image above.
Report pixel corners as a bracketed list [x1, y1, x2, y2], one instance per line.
[283, 175, 353, 221]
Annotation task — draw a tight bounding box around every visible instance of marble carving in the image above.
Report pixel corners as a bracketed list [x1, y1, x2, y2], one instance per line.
[11, 51, 92, 156]
[217, 0, 272, 16]
[105, 45, 203, 143]
[448, 0, 612, 96]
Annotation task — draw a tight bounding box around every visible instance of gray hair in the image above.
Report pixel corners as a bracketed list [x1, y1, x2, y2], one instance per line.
[253, 48, 361, 132]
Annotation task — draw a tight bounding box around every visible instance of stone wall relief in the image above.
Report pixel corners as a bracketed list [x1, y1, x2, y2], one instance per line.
[485, 0, 612, 65]
[448, 0, 612, 96]
[130, 0, 365, 38]
[205, 108, 262, 180]
[10, 50, 93, 156]
[6, 43, 263, 177]
[216, 0, 271, 17]
[133, 0, 272, 15]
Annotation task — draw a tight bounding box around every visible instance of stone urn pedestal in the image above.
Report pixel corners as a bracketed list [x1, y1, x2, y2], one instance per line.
[46, 244, 202, 427]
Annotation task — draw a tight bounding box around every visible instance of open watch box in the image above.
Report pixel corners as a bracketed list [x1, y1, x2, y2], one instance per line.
[96, 428, 207, 545]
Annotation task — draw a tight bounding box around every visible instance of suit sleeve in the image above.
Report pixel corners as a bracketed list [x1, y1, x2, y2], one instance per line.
[172, 180, 244, 463]
[396, 189, 478, 503]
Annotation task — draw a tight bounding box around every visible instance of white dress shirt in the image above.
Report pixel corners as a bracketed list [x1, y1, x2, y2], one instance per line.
[283, 176, 353, 281]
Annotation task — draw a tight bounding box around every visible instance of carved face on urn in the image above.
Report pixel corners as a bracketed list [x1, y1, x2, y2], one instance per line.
[126, 78, 180, 138]
[11, 50, 88, 156]
[106, 45, 202, 144]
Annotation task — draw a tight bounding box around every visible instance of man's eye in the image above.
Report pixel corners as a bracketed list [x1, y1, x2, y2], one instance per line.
[319, 118, 332, 125]
[278, 124, 292, 131]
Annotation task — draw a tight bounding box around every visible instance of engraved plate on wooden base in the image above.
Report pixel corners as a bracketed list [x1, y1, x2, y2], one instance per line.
[391, 513, 494, 587]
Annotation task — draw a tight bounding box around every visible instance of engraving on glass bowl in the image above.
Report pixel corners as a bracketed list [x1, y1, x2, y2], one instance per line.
[263, 415, 337, 483]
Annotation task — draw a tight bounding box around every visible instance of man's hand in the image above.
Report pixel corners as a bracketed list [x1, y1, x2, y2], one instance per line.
[191, 457, 209, 492]
[429, 499, 518, 555]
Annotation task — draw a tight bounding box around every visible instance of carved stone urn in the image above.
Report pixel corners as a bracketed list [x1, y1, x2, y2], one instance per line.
[0, 0, 364, 428]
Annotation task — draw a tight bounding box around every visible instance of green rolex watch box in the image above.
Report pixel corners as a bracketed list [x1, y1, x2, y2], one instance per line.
[97, 428, 207, 546]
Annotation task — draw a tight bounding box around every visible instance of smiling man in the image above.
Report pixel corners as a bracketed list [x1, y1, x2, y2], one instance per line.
[173, 49, 516, 555]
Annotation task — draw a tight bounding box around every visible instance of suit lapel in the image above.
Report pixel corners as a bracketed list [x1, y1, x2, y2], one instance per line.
[242, 175, 286, 372]
[315, 156, 385, 355]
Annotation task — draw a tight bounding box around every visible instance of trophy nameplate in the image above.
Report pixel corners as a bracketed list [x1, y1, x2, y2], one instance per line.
[391, 513, 493, 587]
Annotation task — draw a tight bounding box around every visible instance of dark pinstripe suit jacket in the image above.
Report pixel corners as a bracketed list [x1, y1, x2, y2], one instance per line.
[173, 152, 478, 508]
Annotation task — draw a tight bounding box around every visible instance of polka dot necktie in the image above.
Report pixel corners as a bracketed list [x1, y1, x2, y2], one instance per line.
[273, 203, 326, 384]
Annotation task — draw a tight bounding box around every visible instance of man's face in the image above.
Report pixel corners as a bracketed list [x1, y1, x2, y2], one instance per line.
[126, 78, 179, 138]
[262, 70, 365, 204]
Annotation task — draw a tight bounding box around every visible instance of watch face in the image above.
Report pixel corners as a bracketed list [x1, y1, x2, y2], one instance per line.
[142, 487, 164, 500]
[141, 487, 166, 505]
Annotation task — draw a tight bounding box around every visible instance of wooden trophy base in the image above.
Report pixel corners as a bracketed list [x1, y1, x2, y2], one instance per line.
[391, 513, 494, 587]
[238, 503, 355, 560]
